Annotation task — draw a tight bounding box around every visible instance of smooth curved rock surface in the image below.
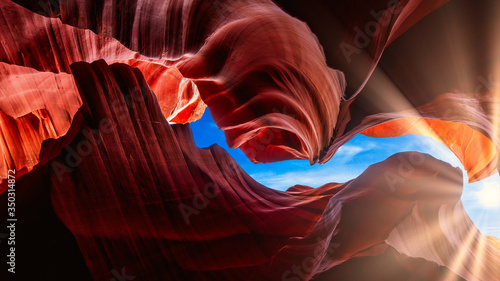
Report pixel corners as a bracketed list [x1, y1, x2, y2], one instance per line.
[321, 0, 500, 182]
[0, 0, 499, 280]
[0, 62, 81, 182]
[21, 61, 495, 281]
[2, 0, 346, 168]
[4, 0, 499, 184]
[0, 0, 207, 182]
[360, 92, 500, 182]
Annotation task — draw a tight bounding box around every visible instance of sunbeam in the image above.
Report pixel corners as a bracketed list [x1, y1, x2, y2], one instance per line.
[477, 181, 500, 208]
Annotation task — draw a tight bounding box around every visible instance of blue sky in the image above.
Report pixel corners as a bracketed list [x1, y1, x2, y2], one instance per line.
[191, 109, 500, 237]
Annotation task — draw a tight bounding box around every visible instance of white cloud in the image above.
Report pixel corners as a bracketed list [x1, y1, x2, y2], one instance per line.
[332, 146, 363, 165]
[249, 142, 376, 190]
[251, 168, 359, 191]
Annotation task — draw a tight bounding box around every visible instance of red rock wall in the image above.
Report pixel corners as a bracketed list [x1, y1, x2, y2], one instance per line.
[38, 61, 496, 280]
[0, 0, 499, 280]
